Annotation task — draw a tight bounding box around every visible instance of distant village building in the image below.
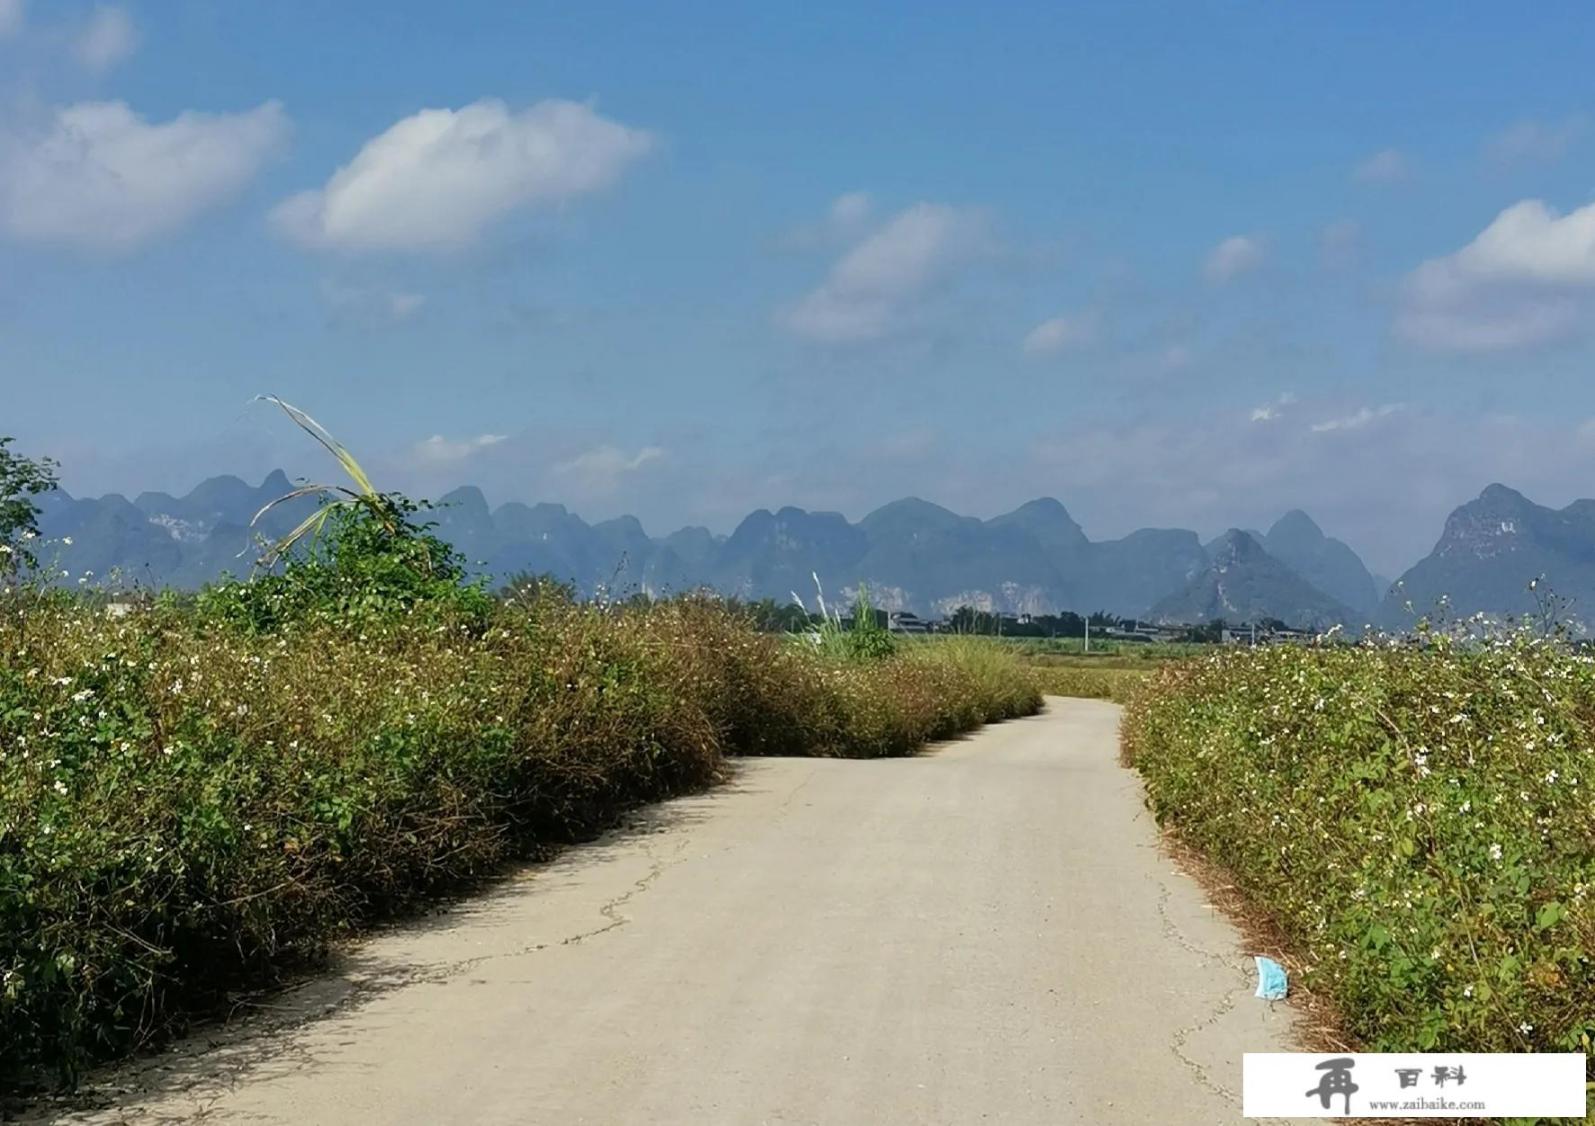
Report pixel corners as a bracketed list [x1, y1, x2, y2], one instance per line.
[1222, 623, 1315, 646]
[888, 611, 930, 635]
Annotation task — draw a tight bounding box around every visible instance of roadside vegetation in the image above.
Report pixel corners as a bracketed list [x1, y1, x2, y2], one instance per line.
[0, 417, 1039, 1091]
[1123, 631, 1595, 1059]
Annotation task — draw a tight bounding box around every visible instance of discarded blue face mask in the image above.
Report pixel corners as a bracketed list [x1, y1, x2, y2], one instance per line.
[1254, 955, 1288, 1000]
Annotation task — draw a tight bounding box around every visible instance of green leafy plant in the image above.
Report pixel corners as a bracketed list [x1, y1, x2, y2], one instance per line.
[0, 437, 58, 578]
[796, 575, 897, 662]
[194, 398, 491, 633]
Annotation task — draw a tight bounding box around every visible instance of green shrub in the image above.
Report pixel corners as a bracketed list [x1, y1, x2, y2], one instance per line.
[195, 496, 493, 634]
[1123, 636, 1595, 1057]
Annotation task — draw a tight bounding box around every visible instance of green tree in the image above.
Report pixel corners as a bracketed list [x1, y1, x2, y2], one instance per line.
[0, 436, 59, 576]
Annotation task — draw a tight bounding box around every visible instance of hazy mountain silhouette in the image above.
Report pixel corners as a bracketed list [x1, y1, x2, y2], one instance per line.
[34, 471, 1416, 627]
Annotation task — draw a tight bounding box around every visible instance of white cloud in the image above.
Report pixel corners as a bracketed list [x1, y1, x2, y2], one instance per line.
[1353, 147, 1411, 184]
[1309, 404, 1402, 433]
[0, 100, 290, 251]
[775, 190, 877, 252]
[1484, 117, 1585, 165]
[273, 98, 652, 252]
[1398, 199, 1595, 352]
[1427, 198, 1595, 285]
[0, 0, 23, 38]
[1203, 235, 1264, 283]
[782, 202, 990, 342]
[552, 444, 665, 492]
[1022, 310, 1098, 356]
[414, 433, 507, 464]
[829, 191, 871, 228]
[1249, 392, 1295, 423]
[74, 5, 136, 72]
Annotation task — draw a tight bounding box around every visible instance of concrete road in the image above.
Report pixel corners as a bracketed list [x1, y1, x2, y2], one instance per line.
[57, 698, 1306, 1125]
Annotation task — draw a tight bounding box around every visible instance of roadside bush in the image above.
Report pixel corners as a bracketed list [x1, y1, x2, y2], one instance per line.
[195, 496, 494, 634]
[1123, 636, 1595, 1056]
[0, 592, 1038, 1089]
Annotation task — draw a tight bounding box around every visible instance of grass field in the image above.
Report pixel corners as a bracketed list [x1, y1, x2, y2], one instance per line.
[1001, 641, 1194, 704]
[1006, 637, 1210, 661]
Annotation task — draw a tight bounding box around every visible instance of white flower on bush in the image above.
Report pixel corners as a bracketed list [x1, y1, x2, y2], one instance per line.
[1489, 843, 1503, 862]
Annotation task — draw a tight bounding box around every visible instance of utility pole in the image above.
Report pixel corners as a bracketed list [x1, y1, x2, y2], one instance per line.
[1250, 621, 1256, 647]
[1084, 615, 1090, 654]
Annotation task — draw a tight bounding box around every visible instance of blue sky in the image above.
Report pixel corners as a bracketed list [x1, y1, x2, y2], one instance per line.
[5, 1, 1595, 574]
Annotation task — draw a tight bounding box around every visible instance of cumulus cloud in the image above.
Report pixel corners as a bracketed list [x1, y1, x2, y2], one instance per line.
[1021, 310, 1098, 356]
[1203, 234, 1264, 283]
[0, 100, 290, 251]
[1484, 116, 1585, 165]
[414, 433, 507, 464]
[272, 98, 652, 252]
[1353, 147, 1411, 184]
[74, 5, 137, 72]
[1398, 199, 1595, 352]
[0, 0, 23, 38]
[782, 202, 991, 342]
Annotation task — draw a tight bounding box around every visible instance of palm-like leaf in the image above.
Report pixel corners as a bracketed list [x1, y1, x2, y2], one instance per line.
[249, 396, 395, 568]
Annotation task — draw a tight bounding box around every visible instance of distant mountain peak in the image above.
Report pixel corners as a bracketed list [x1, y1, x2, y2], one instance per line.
[1006, 496, 1072, 520]
[1383, 484, 1595, 628]
[1262, 509, 1379, 615]
[1268, 509, 1324, 543]
[1208, 528, 1266, 564]
[1153, 528, 1354, 629]
[438, 485, 491, 519]
[987, 497, 1088, 552]
[862, 496, 959, 522]
[1475, 483, 1532, 511]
